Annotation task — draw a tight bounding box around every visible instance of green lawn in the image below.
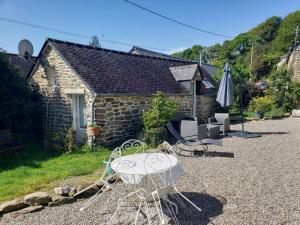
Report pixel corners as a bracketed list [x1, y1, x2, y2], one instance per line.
[230, 109, 285, 120]
[0, 142, 112, 202]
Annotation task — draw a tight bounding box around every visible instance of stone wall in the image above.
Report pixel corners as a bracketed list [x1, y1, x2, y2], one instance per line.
[196, 95, 216, 120]
[28, 45, 93, 139]
[94, 94, 215, 145]
[292, 45, 300, 83]
[28, 44, 216, 145]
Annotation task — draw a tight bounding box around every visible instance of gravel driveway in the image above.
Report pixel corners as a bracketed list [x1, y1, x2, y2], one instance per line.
[1, 118, 300, 225]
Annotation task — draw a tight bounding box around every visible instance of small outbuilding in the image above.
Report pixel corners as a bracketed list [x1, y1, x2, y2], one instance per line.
[27, 38, 218, 145]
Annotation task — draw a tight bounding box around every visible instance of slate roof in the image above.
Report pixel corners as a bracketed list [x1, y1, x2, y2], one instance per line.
[31, 39, 197, 95]
[7, 53, 36, 78]
[130, 46, 218, 77]
[169, 64, 199, 81]
[29, 39, 218, 96]
[130, 47, 218, 95]
[200, 67, 218, 96]
[129, 46, 194, 62]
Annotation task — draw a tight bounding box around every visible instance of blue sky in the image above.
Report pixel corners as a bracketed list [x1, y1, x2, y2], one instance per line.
[0, 0, 299, 55]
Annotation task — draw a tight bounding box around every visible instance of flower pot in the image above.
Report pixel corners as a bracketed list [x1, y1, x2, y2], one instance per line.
[86, 127, 101, 137]
[255, 111, 264, 119]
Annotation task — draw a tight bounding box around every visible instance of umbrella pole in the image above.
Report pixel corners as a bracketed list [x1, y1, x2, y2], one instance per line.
[239, 73, 245, 134]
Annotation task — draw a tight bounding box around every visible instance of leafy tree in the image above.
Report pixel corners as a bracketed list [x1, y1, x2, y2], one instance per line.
[172, 45, 203, 61]
[0, 52, 42, 139]
[272, 11, 300, 54]
[89, 35, 100, 48]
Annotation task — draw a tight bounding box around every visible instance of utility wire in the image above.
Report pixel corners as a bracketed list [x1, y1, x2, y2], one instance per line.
[0, 16, 170, 52]
[122, 0, 234, 39]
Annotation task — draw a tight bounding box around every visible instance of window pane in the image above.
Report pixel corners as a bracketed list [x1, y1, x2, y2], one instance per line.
[78, 95, 86, 128]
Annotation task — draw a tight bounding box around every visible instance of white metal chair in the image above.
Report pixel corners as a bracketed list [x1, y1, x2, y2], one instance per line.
[138, 151, 202, 225]
[79, 139, 146, 213]
[161, 141, 203, 212]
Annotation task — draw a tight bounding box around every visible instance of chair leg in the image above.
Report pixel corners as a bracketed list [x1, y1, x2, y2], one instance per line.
[164, 197, 178, 214]
[173, 187, 202, 212]
[152, 191, 165, 224]
[134, 201, 143, 225]
[79, 185, 106, 211]
[144, 200, 152, 225]
[162, 198, 179, 225]
[171, 193, 187, 210]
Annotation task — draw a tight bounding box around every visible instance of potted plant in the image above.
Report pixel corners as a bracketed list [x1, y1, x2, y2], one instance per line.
[250, 96, 273, 119]
[86, 123, 102, 137]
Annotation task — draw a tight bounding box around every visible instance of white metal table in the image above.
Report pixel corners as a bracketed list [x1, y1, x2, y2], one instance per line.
[111, 152, 183, 186]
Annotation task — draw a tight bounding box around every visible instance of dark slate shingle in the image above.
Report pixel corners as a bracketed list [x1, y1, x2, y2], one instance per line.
[49, 39, 194, 95]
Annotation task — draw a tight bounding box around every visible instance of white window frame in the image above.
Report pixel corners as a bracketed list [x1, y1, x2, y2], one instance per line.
[72, 95, 87, 131]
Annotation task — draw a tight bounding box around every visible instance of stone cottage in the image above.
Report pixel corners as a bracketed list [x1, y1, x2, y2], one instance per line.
[27, 38, 218, 145]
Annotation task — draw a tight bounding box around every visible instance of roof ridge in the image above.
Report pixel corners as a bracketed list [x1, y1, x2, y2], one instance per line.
[131, 45, 199, 63]
[170, 64, 198, 68]
[46, 38, 194, 64]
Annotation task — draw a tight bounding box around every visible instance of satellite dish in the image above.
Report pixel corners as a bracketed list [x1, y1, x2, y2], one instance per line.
[18, 39, 33, 59]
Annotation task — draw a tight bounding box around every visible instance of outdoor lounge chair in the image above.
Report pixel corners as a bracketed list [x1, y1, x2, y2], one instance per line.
[166, 122, 222, 156]
[208, 113, 230, 135]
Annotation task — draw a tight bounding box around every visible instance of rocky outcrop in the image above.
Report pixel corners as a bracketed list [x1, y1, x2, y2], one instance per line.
[0, 197, 27, 214]
[24, 192, 50, 206]
[48, 195, 75, 207]
[13, 205, 44, 215]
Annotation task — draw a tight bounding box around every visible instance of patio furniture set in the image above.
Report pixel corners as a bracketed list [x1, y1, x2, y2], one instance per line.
[80, 113, 230, 224]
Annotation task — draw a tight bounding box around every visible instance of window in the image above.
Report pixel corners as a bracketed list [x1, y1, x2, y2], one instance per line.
[202, 79, 215, 89]
[78, 95, 86, 129]
[47, 66, 57, 87]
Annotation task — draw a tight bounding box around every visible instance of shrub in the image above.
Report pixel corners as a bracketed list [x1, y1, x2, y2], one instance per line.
[268, 66, 300, 112]
[266, 108, 285, 119]
[64, 127, 76, 153]
[143, 92, 179, 146]
[249, 96, 274, 112]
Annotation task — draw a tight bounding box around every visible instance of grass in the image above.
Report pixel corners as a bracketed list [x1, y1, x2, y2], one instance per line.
[0, 142, 112, 202]
[230, 109, 286, 120]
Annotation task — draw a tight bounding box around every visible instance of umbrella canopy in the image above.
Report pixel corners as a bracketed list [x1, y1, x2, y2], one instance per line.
[216, 62, 233, 107]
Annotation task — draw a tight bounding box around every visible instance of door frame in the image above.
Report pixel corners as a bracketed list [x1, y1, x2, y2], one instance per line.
[71, 94, 87, 143]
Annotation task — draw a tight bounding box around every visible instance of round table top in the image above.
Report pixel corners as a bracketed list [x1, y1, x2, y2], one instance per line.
[111, 153, 178, 176]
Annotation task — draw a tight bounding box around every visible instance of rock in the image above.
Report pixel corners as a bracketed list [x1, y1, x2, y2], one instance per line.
[54, 186, 71, 196]
[74, 184, 100, 198]
[48, 195, 75, 207]
[13, 205, 44, 215]
[68, 187, 77, 197]
[24, 192, 50, 206]
[0, 197, 27, 214]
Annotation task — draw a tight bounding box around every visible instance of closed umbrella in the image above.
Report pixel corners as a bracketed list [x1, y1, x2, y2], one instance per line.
[216, 62, 233, 107]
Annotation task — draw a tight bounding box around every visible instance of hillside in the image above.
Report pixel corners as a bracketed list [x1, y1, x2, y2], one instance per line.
[172, 10, 300, 81]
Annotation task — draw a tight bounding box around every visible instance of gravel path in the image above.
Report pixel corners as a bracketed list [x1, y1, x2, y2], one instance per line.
[1, 118, 300, 225]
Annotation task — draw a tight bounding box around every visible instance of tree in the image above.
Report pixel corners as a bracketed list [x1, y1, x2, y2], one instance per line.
[172, 45, 204, 61]
[89, 35, 100, 48]
[272, 11, 300, 54]
[0, 53, 42, 139]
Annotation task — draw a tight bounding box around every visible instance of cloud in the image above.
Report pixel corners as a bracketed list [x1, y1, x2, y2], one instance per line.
[167, 47, 187, 55]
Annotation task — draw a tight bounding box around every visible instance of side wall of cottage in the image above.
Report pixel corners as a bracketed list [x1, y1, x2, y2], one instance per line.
[28, 45, 93, 140]
[94, 95, 215, 145]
